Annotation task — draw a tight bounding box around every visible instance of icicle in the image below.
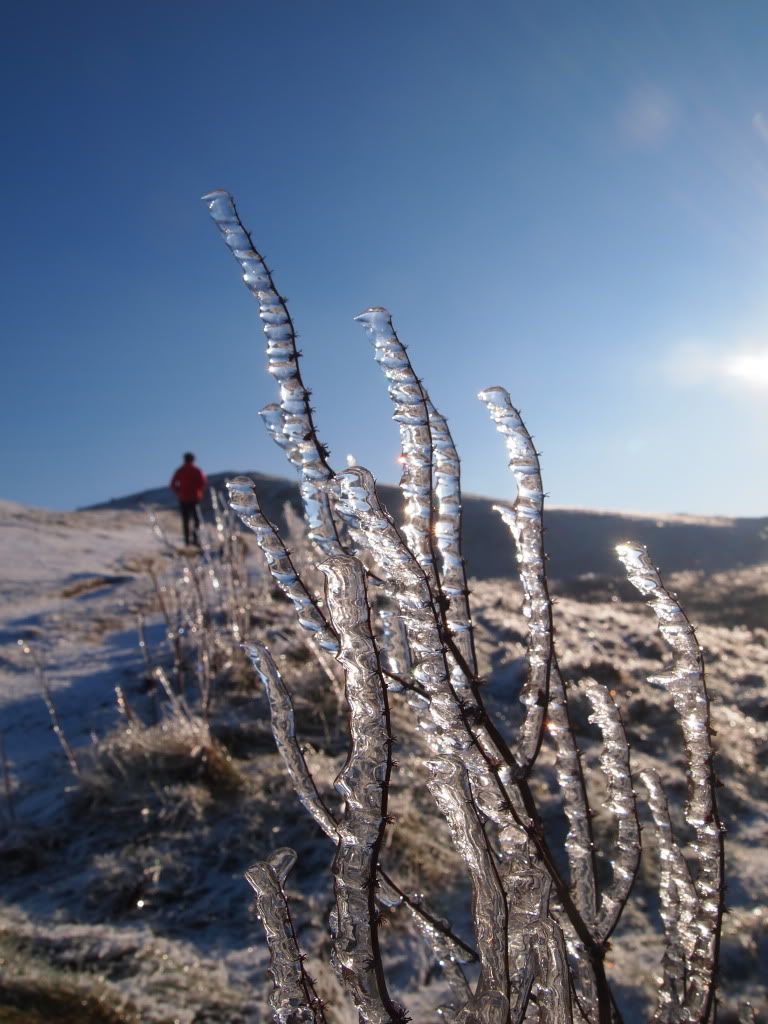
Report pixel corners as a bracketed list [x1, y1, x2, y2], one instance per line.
[318, 554, 405, 1023]
[245, 847, 327, 1023]
[478, 388, 551, 774]
[226, 476, 338, 653]
[354, 308, 438, 586]
[427, 756, 510, 1024]
[202, 190, 343, 558]
[617, 542, 723, 1024]
[578, 677, 640, 941]
[260, 402, 300, 460]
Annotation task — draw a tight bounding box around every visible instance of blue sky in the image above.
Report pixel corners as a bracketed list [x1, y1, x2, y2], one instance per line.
[2, 1, 767, 515]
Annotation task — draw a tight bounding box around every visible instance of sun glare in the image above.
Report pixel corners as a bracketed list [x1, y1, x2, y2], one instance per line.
[723, 350, 768, 389]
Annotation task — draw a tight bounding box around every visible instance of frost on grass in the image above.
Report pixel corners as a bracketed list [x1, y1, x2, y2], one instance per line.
[202, 191, 726, 1024]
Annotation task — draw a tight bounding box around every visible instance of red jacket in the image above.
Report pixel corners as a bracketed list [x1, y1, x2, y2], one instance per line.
[171, 464, 207, 503]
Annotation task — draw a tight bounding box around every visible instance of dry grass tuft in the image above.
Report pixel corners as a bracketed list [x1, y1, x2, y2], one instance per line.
[81, 714, 243, 802]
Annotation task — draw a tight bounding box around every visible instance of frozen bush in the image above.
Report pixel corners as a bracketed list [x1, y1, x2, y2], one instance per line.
[203, 191, 724, 1024]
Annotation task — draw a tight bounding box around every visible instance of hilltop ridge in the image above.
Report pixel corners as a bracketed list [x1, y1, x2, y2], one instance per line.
[88, 471, 768, 580]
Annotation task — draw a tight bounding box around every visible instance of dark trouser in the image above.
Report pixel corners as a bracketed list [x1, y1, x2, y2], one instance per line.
[179, 501, 200, 546]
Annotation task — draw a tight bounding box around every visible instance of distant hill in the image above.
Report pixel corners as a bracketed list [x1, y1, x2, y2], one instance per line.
[90, 471, 768, 581]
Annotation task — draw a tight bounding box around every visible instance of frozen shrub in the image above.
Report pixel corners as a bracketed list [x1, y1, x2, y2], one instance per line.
[203, 191, 724, 1024]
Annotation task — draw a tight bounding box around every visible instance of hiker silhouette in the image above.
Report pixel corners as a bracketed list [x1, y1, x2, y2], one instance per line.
[170, 453, 207, 546]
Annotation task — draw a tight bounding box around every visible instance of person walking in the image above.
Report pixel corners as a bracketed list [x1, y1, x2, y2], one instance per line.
[170, 452, 207, 547]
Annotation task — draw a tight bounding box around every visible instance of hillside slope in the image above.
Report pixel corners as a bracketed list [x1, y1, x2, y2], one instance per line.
[91, 471, 768, 579]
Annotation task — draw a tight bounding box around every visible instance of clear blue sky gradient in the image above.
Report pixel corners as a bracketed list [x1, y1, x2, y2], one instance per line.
[2, 2, 767, 515]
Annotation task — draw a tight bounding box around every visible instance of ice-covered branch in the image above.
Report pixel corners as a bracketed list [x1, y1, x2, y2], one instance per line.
[354, 308, 438, 588]
[203, 190, 343, 558]
[319, 555, 404, 1023]
[479, 389, 599, 933]
[640, 768, 696, 1023]
[245, 847, 327, 1023]
[245, 643, 338, 837]
[478, 388, 552, 775]
[245, 642, 478, 976]
[18, 642, 81, 778]
[199, 193, 726, 1023]
[226, 476, 338, 654]
[578, 677, 640, 941]
[426, 397, 478, 681]
[428, 756, 510, 1024]
[617, 542, 723, 1024]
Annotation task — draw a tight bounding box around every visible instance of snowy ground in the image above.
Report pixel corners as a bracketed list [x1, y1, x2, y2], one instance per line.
[0, 496, 766, 1021]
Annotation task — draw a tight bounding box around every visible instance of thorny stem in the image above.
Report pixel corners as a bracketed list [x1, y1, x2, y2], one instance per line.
[246, 848, 328, 1023]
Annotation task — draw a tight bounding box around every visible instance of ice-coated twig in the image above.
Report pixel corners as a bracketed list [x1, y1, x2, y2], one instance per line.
[480, 388, 606, 1012]
[479, 389, 598, 919]
[245, 847, 327, 1024]
[640, 768, 694, 1023]
[617, 541, 723, 1024]
[245, 643, 338, 837]
[427, 397, 479, 680]
[202, 190, 343, 558]
[227, 476, 338, 654]
[334, 467, 545, 900]
[152, 666, 193, 722]
[147, 566, 186, 695]
[146, 505, 176, 555]
[427, 756, 510, 1024]
[114, 685, 137, 727]
[336, 469, 501, 773]
[354, 308, 438, 589]
[478, 387, 552, 775]
[378, 875, 473, 1002]
[18, 642, 80, 778]
[578, 677, 640, 942]
[546, 669, 599, 921]
[245, 642, 477, 977]
[318, 554, 404, 1023]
